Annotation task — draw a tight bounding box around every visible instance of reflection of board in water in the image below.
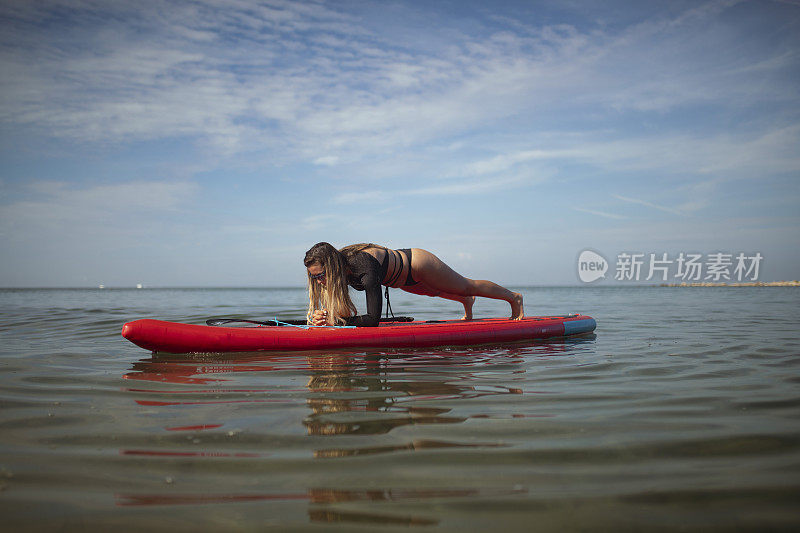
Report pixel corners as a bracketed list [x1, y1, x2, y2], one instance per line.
[121, 315, 597, 353]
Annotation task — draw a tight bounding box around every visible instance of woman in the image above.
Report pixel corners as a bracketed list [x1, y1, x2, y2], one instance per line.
[304, 242, 524, 327]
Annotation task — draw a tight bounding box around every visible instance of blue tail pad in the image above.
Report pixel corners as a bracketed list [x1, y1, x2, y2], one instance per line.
[563, 318, 596, 336]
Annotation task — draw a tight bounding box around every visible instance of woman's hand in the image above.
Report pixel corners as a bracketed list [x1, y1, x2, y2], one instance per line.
[311, 309, 328, 326]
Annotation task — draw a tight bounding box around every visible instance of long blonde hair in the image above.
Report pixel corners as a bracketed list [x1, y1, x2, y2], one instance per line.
[304, 242, 358, 326]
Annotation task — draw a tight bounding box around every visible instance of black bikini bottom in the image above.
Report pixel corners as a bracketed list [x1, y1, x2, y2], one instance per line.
[397, 248, 418, 286]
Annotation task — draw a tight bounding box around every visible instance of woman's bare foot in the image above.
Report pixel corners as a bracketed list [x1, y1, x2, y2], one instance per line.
[461, 296, 475, 320]
[510, 292, 524, 320]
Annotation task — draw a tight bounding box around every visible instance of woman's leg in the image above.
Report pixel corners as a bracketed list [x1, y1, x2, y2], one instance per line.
[406, 248, 524, 320]
[401, 282, 476, 320]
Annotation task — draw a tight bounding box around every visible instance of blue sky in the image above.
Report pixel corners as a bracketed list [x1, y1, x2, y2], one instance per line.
[1, 0, 798, 287]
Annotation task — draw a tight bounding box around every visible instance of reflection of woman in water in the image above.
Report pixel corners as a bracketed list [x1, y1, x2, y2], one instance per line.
[303, 354, 467, 440]
[304, 242, 524, 327]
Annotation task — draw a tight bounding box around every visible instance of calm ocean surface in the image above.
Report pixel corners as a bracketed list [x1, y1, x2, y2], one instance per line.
[1, 286, 798, 531]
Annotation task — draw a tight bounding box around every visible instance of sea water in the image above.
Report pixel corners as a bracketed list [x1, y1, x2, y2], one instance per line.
[0, 287, 798, 530]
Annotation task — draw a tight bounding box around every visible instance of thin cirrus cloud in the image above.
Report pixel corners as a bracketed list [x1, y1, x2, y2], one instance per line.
[333, 172, 542, 204]
[0, 181, 198, 240]
[612, 194, 686, 216]
[572, 207, 627, 220]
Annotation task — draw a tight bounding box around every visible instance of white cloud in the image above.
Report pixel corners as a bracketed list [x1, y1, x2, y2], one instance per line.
[299, 213, 352, 231]
[457, 150, 570, 177]
[675, 179, 722, 213]
[612, 194, 685, 216]
[537, 128, 800, 179]
[313, 156, 341, 166]
[333, 191, 388, 204]
[333, 170, 544, 204]
[0, 180, 198, 238]
[4, 0, 794, 167]
[572, 207, 627, 220]
[408, 173, 532, 196]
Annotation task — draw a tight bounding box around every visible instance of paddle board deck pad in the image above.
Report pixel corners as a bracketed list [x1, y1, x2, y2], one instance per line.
[121, 315, 596, 353]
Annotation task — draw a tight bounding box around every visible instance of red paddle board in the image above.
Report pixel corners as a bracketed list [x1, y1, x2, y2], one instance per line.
[121, 315, 596, 353]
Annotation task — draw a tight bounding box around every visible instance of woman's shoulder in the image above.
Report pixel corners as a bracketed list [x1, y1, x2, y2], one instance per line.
[341, 243, 384, 262]
[348, 249, 382, 268]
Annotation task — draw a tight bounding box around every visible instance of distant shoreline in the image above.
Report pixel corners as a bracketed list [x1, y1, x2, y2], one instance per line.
[659, 281, 799, 287]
